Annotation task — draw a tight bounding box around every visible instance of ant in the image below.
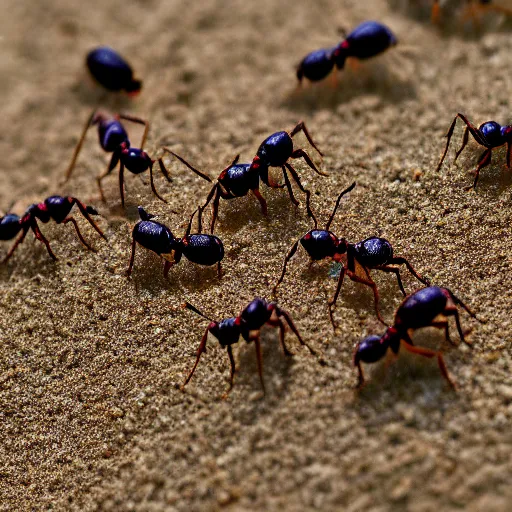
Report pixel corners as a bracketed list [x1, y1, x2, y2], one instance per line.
[0, 196, 106, 263]
[86, 46, 142, 95]
[170, 121, 325, 233]
[354, 286, 479, 389]
[182, 298, 316, 395]
[64, 110, 203, 207]
[126, 205, 224, 278]
[297, 21, 397, 85]
[273, 182, 430, 328]
[436, 113, 512, 190]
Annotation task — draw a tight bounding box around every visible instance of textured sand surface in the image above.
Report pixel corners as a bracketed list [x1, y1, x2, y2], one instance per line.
[1, 1, 512, 510]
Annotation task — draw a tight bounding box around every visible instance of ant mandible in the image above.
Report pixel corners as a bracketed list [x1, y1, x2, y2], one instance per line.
[86, 46, 142, 95]
[273, 182, 430, 328]
[436, 113, 512, 190]
[126, 205, 224, 278]
[169, 121, 325, 233]
[64, 110, 200, 207]
[297, 21, 397, 85]
[182, 298, 316, 395]
[354, 286, 479, 389]
[0, 196, 106, 263]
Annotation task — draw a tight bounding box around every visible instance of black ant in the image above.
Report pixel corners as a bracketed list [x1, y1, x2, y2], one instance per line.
[354, 286, 479, 389]
[169, 121, 325, 233]
[127, 206, 224, 278]
[436, 113, 512, 190]
[0, 196, 106, 263]
[297, 21, 397, 85]
[182, 298, 316, 395]
[273, 182, 430, 328]
[86, 46, 142, 95]
[64, 110, 208, 207]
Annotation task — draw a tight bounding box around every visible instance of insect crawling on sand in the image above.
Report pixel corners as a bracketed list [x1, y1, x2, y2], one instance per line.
[181, 298, 316, 395]
[296, 21, 397, 85]
[86, 46, 142, 95]
[436, 113, 512, 190]
[0, 195, 106, 263]
[126, 206, 224, 278]
[353, 286, 479, 389]
[63, 109, 193, 207]
[169, 121, 326, 233]
[272, 182, 430, 328]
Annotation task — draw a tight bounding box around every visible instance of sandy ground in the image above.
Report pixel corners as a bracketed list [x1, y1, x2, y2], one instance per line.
[1, 0, 512, 510]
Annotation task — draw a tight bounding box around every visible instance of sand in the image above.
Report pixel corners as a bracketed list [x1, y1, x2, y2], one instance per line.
[1, 0, 512, 510]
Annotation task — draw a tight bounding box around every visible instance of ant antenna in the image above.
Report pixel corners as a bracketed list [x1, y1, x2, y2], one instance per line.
[325, 182, 356, 231]
[182, 301, 215, 322]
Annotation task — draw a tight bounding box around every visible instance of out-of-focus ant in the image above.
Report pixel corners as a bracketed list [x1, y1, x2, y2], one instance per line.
[182, 298, 315, 395]
[86, 46, 142, 95]
[169, 121, 325, 233]
[354, 286, 479, 389]
[0, 196, 106, 263]
[436, 113, 512, 190]
[126, 206, 224, 278]
[297, 21, 397, 85]
[273, 182, 430, 327]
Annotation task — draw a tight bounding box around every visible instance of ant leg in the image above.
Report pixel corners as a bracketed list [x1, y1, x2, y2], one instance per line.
[431, 320, 453, 346]
[222, 345, 237, 397]
[278, 308, 316, 355]
[2, 226, 29, 263]
[355, 361, 366, 389]
[149, 162, 168, 203]
[210, 186, 221, 234]
[401, 341, 455, 389]
[126, 237, 137, 276]
[64, 109, 97, 183]
[284, 163, 318, 226]
[163, 260, 174, 278]
[507, 142, 512, 169]
[290, 148, 328, 176]
[118, 114, 150, 149]
[282, 166, 299, 206]
[328, 265, 347, 330]
[156, 158, 172, 182]
[71, 199, 107, 240]
[387, 256, 430, 286]
[272, 240, 299, 297]
[182, 326, 210, 387]
[118, 162, 126, 207]
[163, 149, 213, 182]
[436, 113, 487, 172]
[289, 121, 324, 157]
[346, 270, 387, 326]
[464, 148, 492, 191]
[448, 290, 478, 320]
[373, 265, 406, 295]
[454, 127, 470, 163]
[275, 318, 293, 356]
[444, 307, 473, 347]
[251, 188, 268, 216]
[32, 224, 57, 261]
[62, 217, 96, 251]
[253, 334, 266, 394]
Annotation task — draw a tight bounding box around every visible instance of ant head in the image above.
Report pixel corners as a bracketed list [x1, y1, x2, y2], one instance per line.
[0, 213, 22, 240]
[501, 125, 512, 142]
[301, 230, 339, 260]
[353, 333, 388, 367]
[121, 147, 152, 174]
[240, 298, 272, 330]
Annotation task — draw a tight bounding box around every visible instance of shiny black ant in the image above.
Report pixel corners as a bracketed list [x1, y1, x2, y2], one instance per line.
[126, 206, 224, 278]
[64, 110, 207, 207]
[169, 121, 325, 233]
[436, 113, 512, 190]
[182, 297, 315, 395]
[273, 182, 430, 328]
[0, 196, 106, 263]
[354, 286, 479, 389]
